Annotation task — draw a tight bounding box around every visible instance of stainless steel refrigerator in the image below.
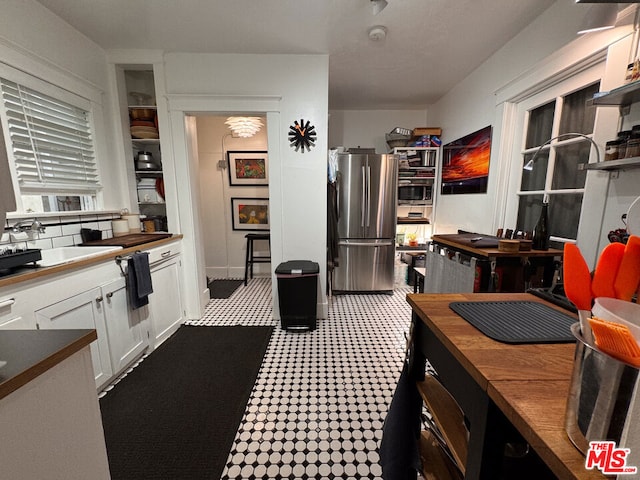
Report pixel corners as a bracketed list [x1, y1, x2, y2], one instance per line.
[332, 152, 398, 293]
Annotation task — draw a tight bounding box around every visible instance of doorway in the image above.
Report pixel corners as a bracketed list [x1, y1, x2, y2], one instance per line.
[195, 114, 270, 281]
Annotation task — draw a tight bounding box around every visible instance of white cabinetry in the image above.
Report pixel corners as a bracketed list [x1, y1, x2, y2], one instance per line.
[100, 277, 148, 375]
[0, 290, 36, 329]
[145, 244, 183, 349]
[35, 288, 113, 389]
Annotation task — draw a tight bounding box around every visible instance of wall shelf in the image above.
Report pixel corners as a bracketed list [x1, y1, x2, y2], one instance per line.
[585, 157, 640, 171]
[587, 80, 640, 108]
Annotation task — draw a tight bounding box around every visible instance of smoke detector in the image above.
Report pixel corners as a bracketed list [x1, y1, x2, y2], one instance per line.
[368, 25, 387, 41]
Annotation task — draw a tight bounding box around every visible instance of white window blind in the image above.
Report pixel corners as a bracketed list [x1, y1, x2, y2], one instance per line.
[0, 78, 100, 192]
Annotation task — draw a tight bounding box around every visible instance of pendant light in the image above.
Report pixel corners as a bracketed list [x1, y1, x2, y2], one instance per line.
[225, 117, 264, 138]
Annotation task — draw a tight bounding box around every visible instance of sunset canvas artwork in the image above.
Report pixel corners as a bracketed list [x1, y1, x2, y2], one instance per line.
[441, 126, 492, 195]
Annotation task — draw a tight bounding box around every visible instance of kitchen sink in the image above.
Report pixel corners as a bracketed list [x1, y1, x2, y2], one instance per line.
[38, 246, 123, 267]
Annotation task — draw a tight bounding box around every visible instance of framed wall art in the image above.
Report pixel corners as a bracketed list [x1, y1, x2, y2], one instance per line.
[230, 197, 269, 231]
[441, 126, 492, 195]
[227, 151, 269, 186]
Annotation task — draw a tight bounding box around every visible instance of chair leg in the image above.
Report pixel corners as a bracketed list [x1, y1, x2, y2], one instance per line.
[249, 238, 254, 280]
[244, 238, 251, 286]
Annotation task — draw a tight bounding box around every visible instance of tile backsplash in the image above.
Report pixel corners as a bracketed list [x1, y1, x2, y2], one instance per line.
[2, 213, 122, 251]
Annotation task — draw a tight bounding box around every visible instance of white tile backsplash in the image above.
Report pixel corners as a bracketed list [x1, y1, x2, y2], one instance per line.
[4, 213, 122, 252]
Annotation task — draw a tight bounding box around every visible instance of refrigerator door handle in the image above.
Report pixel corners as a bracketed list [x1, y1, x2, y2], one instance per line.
[361, 165, 366, 227]
[338, 240, 394, 247]
[366, 165, 371, 227]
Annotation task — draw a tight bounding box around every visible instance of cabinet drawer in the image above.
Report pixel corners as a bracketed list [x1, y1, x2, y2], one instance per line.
[146, 241, 181, 264]
[0, 291, 37, 329]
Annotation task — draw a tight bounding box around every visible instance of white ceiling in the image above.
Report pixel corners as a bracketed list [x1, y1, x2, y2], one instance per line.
[35, 0, 556, 110]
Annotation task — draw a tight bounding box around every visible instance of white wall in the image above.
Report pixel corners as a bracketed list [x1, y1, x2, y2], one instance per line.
[0, 1, 130, 215]
[162, 53, 329, 319]
[196, 116, 270, 279]
[328, 109, 428, 153]
[427, 0, 640, 266]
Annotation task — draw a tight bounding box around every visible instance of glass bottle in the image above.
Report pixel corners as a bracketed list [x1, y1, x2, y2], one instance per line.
[532, 202, 549, 251]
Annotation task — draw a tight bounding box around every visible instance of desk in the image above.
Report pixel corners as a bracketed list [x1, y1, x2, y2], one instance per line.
[429, 234, 563, 292]
[406, 292, 605, 480]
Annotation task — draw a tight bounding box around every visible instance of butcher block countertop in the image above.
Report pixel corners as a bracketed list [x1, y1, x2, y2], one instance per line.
[0, 233, 182, 289]
[0, 329, 96, 400]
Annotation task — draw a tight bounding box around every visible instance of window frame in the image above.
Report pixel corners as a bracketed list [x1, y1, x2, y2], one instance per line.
[0, 63, 104, 214]
[499, 62, 606, 246]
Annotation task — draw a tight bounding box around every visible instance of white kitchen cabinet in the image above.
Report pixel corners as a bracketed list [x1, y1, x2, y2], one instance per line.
[146, 246, 183, 349]
[0, 293, 35, 330]
[35, 288, 113, 389]
[100, 277, 148, 376]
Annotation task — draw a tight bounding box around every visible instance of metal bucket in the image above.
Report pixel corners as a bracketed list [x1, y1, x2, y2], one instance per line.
[565, 323, 640, 463]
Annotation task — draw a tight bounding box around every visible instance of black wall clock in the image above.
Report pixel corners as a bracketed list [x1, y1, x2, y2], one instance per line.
[288, 119, 316, 153]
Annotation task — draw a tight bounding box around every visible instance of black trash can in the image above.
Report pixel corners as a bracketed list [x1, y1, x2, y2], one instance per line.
[275, 260, 319, 331]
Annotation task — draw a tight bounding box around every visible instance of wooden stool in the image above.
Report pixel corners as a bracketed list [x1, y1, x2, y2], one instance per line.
[244, 233, 271, 285]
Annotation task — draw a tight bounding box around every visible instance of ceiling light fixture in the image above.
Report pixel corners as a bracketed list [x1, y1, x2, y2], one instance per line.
[371, 0, 388, 15]
[225, 116, 263, 138]
[577, 3, 619, 34]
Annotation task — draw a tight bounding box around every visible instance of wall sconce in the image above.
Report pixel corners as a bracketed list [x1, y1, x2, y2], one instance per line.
[371, 0, 388, 15]
[225, 117, 264, 138]
[577, 3, 619, 34]
[523, 132, 601, 171]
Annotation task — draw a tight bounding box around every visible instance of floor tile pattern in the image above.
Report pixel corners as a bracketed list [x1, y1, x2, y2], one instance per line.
[187, 277, 415, 479]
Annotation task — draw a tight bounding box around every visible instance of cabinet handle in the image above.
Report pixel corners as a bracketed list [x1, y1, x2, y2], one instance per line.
[0, 298, 15, 308]
[106, 292, 114, 299]
[161, 251, 171, 258]
[96, 296, 103, 304]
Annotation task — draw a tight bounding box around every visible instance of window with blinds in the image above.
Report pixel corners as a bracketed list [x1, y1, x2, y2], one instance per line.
[0, 78, 100, 193]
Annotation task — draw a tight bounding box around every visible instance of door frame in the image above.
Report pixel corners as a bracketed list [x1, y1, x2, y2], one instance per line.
[166, 94, 282, 319]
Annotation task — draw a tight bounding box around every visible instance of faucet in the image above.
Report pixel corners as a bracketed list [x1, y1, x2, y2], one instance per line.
[12, 219, 46, 234]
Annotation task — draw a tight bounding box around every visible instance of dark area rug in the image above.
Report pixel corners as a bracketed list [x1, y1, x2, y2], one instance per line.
[99, 325, 272, 480]
[208, 279, 244, 299]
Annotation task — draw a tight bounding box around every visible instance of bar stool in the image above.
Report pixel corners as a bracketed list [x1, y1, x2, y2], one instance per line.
[244, 233, 271, 285]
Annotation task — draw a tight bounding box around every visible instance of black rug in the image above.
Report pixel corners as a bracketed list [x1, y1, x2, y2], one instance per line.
[99, 325, 272, 480]
[209, 279, 244, 299]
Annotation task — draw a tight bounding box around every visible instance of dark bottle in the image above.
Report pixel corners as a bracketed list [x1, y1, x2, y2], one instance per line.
[532, 202, 549, 250]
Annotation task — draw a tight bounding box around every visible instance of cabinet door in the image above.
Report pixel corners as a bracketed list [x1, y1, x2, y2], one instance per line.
[148, 257, 183, 349]
[35, 288, 113, 389]
[101, 277, 148, 375]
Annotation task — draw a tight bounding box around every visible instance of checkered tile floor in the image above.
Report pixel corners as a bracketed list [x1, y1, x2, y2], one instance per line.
[186, 277, 414, 479]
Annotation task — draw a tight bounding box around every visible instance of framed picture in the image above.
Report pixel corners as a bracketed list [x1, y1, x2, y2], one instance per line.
[230, 197, 269, 231]
[227, 151, 268, 186]
[441, 126, 492, 195]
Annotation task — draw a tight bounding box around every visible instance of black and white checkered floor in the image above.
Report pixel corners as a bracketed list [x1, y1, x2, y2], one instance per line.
[186, 277, 414, 479]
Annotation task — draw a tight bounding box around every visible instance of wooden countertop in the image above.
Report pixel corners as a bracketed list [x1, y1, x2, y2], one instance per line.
[407, 293, 577, 388]
[0, 329, 96, 400]
[0, 234, 182, 289]
[407, 292, 604, 479]
[431, 233, 563, 258]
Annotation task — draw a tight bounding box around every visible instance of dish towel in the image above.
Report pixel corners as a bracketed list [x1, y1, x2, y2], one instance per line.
[379, 362, 422, 479]
[127, 252, 153, 309]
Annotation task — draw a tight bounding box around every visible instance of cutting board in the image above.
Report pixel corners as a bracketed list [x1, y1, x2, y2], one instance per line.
[81, 233, 173, 248]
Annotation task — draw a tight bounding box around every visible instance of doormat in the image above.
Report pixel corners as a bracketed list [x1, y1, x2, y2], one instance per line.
[100, 325, 273, 480]
[209, 279, 244, 299]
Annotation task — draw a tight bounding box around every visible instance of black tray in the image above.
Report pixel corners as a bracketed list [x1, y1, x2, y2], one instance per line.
[0, 249, 42, 270]
[449, 300, 576, 344]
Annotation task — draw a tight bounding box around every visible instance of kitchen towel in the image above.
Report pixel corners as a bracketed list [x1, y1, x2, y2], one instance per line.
[127, 252, 153, 309]
[379, 362, 422, 479]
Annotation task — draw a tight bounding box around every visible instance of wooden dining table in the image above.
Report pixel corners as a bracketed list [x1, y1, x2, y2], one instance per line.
[406, 292, 606, 480]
